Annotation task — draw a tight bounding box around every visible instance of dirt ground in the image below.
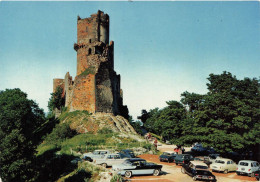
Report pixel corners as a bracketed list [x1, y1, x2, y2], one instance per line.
[124, 144, 257, 182]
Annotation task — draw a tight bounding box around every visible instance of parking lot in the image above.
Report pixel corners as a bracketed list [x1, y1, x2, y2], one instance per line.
[125, 153, 256, 182]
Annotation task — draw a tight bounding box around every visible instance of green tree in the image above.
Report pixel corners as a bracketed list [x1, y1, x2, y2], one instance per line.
[144, 101, 187, 143]
[128, 115, 143, 135]
[179, 72, 260, 154]
[0, 88, 45, 181]
[48, 86, 65, 112]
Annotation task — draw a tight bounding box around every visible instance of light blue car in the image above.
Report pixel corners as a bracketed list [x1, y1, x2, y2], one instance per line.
[112, 158, 162, 178]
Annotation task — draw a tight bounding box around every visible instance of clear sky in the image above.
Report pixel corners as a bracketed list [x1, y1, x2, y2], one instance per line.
[0, 1, 259, 119]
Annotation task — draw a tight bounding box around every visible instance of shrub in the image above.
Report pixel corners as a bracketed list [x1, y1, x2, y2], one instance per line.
[97, 127, 113, 134]
[110, 174, 123, 182]
[64, 169, 91, 182]
[48, 86, 65, 112]
[45, 123, 76, 146]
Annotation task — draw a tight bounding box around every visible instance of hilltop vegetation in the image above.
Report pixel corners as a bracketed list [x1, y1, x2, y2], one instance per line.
[141, 72, 260, 158]
[0, 88, 150, 181]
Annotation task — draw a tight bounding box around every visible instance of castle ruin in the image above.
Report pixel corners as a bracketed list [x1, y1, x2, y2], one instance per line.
[53, 10, 128, 118]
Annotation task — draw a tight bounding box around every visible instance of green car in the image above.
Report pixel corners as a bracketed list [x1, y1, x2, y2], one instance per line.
[174, 154, 194, 165]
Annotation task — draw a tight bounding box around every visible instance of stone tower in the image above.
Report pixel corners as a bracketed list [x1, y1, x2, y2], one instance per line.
[53, 10, 128, 118]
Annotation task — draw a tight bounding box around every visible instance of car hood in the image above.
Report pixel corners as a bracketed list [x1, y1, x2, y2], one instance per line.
[112, 164, 135, 170]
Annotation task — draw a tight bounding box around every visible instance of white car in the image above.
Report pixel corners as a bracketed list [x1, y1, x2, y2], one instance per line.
[94, 153, 127, 168]
[83, 150, 112, 161]
[210, 158, 237, 173]
[236, 160, 259, 177]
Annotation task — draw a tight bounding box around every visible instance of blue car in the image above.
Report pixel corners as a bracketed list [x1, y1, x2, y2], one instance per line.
[112, 158, 162, 178]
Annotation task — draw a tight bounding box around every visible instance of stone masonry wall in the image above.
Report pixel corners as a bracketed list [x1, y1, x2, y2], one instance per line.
[71, 73, 96, 113]
[53, 10, 128, 118]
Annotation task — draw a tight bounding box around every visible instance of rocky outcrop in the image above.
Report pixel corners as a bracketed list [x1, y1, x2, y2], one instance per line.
[61, 111, 142, 141]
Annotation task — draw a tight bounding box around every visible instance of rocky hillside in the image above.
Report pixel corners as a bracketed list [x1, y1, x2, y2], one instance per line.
[59, 110, 144, 141]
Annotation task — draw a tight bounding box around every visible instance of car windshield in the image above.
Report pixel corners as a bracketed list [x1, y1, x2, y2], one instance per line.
[163, 152, 170, 155]
[215, 160, 225, 164]
[196, 165, 208, 170]
[93, 151, 100, 155]
[122, 160, 132, 165]
[239, 162, 249, 166]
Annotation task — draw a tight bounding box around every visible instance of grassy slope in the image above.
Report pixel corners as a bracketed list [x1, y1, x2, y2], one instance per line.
[36, 110, 151, 181]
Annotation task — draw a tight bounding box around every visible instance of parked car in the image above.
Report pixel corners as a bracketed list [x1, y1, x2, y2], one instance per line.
[210, 158, 237, 173]
[174, 154, 194, 165]
[181, 161, 216, 181]
[159, 151, 177, 163]
[94, 153, 127, 168]
[112, 158, 162, 178]
[236, 160, 259, 177]
[191, 143, 207, 153]
[119, 149, 136, 158]
[255, 168, 260, 181]
[83, 150, 112, 162]
[208, 154, 221, 164]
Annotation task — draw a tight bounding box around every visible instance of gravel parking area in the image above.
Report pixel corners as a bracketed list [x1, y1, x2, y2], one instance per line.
[127, 154, 256, 182]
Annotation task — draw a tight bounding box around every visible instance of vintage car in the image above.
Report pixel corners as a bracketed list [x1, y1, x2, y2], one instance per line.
[83, 150, 112, 162]
[195, 156, 212, 166]
[207, 154, 221, 164]
[119, 149, 136, 158]
[181, 161, 216, 181]
[191, 143, 207, 153]
[112, 158, 162, 178]
[210, 158, 237, 173]
[159, 151, 177, 163]
[94, 153, 127, 168]
[174, 154, 194, 165]
[236, 160, 259, 177]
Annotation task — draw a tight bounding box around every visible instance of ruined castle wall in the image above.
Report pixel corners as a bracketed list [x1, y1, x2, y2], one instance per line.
[64, 72, 73, 108]
[53, 78, 64, 93]
[71, 73, 96, 113]
[96, 62, 113, 113]
[53, 11, 128, 118]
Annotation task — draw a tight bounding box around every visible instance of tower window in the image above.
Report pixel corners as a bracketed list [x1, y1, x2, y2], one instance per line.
[88, 48, 92, 55]
[89, 39, 92, 43]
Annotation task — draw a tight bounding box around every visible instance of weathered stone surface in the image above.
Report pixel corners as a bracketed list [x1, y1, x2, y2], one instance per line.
[52, 10, 129, 122]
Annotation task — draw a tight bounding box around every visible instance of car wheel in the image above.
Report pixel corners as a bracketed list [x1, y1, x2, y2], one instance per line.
[125, 171, 132, 178]
[236, 172, 240, 175]
[192, 176, 197, 181]
[224, 169, 228, 174]
[153, 169, 160, 176]
[181, 167, 186, 174]
[160, 159, 162, 162]
[101, 163, 107, 168]
[250, 172, 255, 177]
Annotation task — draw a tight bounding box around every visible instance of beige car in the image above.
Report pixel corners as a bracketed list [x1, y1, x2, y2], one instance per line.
[210, 158, 237, 173]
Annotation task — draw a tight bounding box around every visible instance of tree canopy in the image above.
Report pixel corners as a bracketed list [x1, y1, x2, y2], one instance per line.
[142, 72, 260, 155]
[0, 88, 45, 181]
[48, 86, 65, 112]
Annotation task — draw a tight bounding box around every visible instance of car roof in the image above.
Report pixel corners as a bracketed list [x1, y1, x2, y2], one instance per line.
[128, 158, 146, 162]
[164, 151, 175, 154]
[215, 158, 233, 161]
[191, 161, 208, 167]
[239, 160, 258, 163]
[177, 154, 191, 156]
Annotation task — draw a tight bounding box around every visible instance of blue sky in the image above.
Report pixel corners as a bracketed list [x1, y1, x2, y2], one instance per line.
[0, 2, 259, 119]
